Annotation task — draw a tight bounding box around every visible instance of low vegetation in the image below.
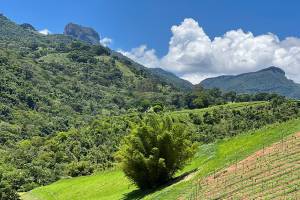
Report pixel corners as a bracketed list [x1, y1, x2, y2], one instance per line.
[21, 118, 300, 200]
[0, 173, 19, 200]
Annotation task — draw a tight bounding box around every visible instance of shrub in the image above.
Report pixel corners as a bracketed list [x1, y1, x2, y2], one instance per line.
[0, 55, 8, 65]
[91, 45, 110, 56]
[67, 51, 96, 64]
[116, 114, 196, 189]
[150, 105, 164, 113]
[66, 161, 94, 177]
[0, 172, 19, 200]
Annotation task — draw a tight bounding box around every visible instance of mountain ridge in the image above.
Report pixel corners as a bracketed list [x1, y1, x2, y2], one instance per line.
[0, 14, 193, 139]
[200, 66, 300, 98]
[148, 68, 193, 91]
[64, 23, 100, 45]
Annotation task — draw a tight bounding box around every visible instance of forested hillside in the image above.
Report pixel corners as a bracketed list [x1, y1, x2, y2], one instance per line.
[0, 14, 281, 141]
[0, 14, 192, 140]
[201, 66, 300, 99]
[0, 14, 196, 198]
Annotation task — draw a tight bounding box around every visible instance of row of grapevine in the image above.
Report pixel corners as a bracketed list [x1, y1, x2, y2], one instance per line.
[189, 133, 300, 199]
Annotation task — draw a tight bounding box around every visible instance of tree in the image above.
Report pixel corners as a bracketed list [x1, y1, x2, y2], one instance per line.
[271, 96, 286, 107]
[116, 114, 197, 189]
[236, 94, 252, 102]
[0, 172, 19, 200]
[66, 161, 94, 177]
[224, 91, 237, 102]
[91, 45, 110, 56]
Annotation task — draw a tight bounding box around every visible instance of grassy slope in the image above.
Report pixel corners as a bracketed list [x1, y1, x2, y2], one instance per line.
[146, 118, 300, 200]
[22, 104, 300, 200]
[194, 132, 300, 199]
[22, 171, 133, 200]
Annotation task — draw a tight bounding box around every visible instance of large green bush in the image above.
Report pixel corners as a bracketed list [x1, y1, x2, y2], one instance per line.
[0, 172, 19, 200]
[116, 114, 197, 189]
[66, 161, 94, 177]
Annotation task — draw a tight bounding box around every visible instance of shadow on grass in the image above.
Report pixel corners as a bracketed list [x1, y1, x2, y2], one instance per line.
[122, 168, 198, 200]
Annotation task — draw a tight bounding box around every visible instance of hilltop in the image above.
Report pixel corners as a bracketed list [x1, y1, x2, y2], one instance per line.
[201, 66, 300, 99]
[64, 23, 100, 45]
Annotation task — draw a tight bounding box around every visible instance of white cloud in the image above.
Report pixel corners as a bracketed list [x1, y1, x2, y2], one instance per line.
[118, 45, 160, 68]
[38, 29, 51, 35]
[180, 73, 222, 84]
[100, 37, 113, 47]
[119, 18, 300, 84]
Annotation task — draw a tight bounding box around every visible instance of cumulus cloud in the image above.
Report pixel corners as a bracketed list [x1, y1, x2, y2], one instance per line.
[118, 45, 160, 68]
[100, 37, 113, 47]
[119, 18, 300, 84]
[38, 29, 51, 35]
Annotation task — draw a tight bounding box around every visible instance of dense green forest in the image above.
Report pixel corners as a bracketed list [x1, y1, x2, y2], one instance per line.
[0, 14, 299, 199]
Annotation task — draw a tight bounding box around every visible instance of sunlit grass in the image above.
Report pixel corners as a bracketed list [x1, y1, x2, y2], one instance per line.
[22, 110, 300, 200]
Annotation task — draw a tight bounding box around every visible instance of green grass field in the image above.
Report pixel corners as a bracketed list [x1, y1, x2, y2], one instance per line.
[170, 101, 265, 116]
[21, 115, 300, 200]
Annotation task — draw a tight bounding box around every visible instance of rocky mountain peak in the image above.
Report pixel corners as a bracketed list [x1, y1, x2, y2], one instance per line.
[64, 23, 100, 45]
[259, 66, 285, 75]
[20, 23, 36, 31]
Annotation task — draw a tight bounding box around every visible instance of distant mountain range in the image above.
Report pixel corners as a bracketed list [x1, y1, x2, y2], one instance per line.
[200, 66, 300, 99]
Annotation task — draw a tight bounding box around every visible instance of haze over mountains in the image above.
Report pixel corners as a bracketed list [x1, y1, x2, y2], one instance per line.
[201, 66, 300, 99]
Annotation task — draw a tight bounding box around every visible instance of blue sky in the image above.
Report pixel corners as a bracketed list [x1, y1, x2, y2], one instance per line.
[2, 0, 300, 83]
[1, 0, 299, 55]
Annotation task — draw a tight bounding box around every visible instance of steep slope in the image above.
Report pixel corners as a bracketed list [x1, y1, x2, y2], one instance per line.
[192, 132, 300, 199]
[0, 14, 74, 47]
[200, 66, 300, 99]
[0, 14, 199, 196]
[110, 51, 194, 91]
[0, 14, 185, 139]
[64, 23, 100, 45]
[149, 68, 193, 91]
[62, 22, 193, 91]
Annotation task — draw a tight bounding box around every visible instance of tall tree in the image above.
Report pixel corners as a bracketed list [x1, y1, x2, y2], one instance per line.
[116, 114, 197, 189]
